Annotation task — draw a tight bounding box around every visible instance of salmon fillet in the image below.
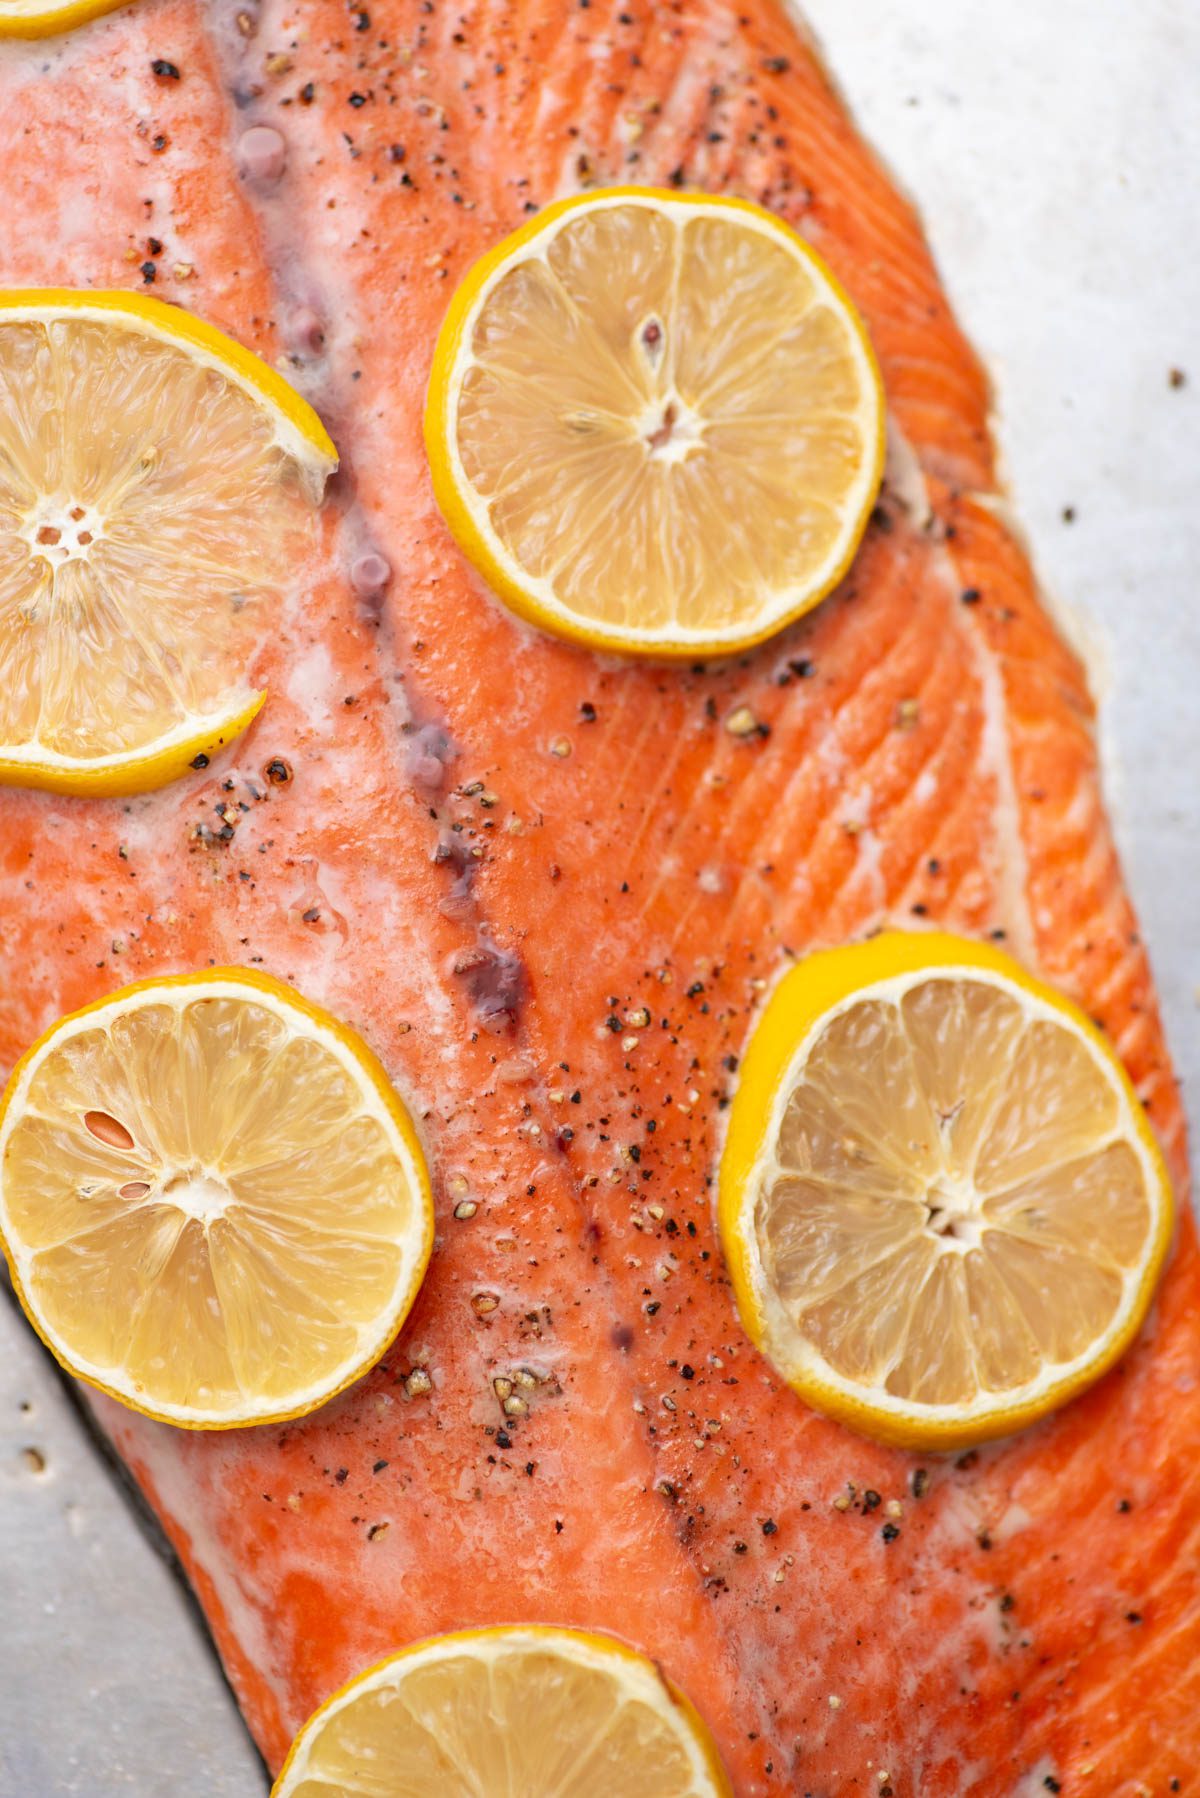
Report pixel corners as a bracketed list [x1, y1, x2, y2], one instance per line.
[2, 2, 1197, 1793]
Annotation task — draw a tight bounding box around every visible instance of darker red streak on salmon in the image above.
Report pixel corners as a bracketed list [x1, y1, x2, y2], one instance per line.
[0, 3, 1194, 1794]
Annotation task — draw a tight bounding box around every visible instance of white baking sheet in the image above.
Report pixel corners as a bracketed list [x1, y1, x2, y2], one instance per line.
[2, 3, 1196, 1791]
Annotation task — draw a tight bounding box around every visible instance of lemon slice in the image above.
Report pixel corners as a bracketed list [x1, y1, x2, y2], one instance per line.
[0, 0, 134, 35]
[425, 187, 884, 657]
[272, 1625, 734, 1798]
[0, 969, 432, 1429]
[0, 290, 337, 794]
[719, 931, 1174, 1449]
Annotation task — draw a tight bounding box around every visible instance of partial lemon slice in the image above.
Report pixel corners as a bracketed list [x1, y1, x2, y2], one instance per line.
[272, 1625, 734, 1798]
[0, 290, 337, 794]
[0, 969, 432, 1429]
[425, 187, 884, 658]
[719, 931, 1174, 1449]
[0, 0, 134, 35]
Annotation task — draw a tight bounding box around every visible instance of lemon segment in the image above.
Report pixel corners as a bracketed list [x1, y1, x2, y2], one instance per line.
[426, 187, 884, 658]
[719, 931, 1174, 1449]
[0, 969, 432, 1429]
[272, 1625, 734, 1798]
[0, 290, 337, 793]
[0, 0, 135, 36]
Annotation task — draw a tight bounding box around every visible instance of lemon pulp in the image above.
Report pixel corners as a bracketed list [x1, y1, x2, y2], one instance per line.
[0, 970, 431, 1428]
[0, 293, 335, 793]
[720, 933, 1173, 1447]
[426, 188, 884, 656]
[273, 1626, 733, 1798]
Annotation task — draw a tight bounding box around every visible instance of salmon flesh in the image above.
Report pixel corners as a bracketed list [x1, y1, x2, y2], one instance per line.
[0, 2, 1195, 1793]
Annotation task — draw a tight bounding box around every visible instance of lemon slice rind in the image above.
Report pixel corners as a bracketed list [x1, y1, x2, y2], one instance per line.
[719, 931, 1174, 1449]
[0, 968, 433, 1430]
[0, 291, 337, 478]
[0, 290, 337, 794]
[272, 1625, 734, 1798]
[0, 689, 267, 797]
[426, 187, 885, 659]
[0, 0, 134, 37]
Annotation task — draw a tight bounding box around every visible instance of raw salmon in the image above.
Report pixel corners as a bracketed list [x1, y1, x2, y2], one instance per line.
[1, 2, 1196, 1793]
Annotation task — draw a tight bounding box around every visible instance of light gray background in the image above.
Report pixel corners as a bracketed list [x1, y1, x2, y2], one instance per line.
[2, 3, 1196, 1791]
